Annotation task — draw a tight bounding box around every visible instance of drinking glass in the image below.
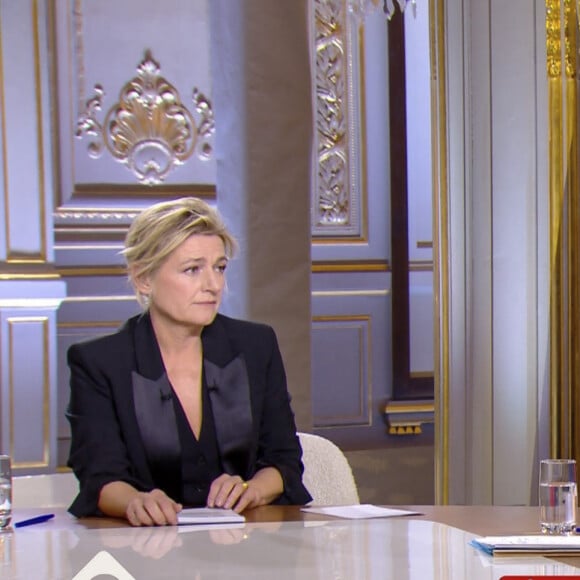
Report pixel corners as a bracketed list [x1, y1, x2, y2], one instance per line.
[0, 456, 11, 529]
[539, 458, 577, 534]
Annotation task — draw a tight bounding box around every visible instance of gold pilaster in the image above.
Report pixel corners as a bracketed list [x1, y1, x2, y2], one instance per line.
[569, 0, 580, 460]
[547, 0, 579, 458]
[430, 0, 449, 504]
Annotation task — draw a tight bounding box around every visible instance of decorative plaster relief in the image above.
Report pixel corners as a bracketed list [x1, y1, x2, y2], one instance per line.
[312, 0, 364, 239]
[76, 50, 214, 185]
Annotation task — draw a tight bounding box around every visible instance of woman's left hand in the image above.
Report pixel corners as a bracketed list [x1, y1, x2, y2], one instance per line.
[207, 473, 260, 513]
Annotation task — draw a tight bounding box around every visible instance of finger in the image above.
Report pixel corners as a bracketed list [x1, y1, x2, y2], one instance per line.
[156, 499, 180, 526]
[209, 478, 233, 508]
[146, 491, 180, 526]
[207, 474, 233, 508]
[232, 488, 253, 513]
[224, 480, 248, 510]
[131, 503, 154, 527]
[142, 498, 174, 526]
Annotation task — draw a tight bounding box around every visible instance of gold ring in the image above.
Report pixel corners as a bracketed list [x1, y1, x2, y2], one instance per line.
[241, 481, 249, 490]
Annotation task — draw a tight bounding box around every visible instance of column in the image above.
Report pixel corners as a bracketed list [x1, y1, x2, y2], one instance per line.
[209, 0, 313, 429]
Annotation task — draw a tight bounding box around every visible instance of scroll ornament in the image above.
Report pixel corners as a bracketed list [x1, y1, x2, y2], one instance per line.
[75, 50, 214, 185]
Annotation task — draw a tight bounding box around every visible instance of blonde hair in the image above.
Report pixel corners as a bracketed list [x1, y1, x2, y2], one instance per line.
[122, 197, 237, 306]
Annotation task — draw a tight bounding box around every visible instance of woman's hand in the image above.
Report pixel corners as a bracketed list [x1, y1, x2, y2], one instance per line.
[125, 488, 182, 527]
[207, 467, 283, 513]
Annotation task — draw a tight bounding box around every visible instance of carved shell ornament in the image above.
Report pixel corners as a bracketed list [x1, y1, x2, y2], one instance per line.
[76, 50, 214, 185]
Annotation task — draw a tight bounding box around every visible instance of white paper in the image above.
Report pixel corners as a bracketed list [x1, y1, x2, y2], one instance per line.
[300, 504, 422, 519]
[177, 507, 245, 526]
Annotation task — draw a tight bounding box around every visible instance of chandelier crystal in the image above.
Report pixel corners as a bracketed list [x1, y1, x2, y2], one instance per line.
[348, 0, 416, 20]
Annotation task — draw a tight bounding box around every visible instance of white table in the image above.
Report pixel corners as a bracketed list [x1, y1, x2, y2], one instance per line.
[0, 506, 578, 579]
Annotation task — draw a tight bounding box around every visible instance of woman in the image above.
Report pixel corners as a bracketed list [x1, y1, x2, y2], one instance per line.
[66, 197, 312, 526]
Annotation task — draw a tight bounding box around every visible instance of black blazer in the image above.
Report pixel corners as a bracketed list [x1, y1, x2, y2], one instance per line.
[66, 312, 312, 516]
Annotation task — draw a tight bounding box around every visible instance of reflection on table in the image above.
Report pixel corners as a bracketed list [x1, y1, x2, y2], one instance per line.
[0, 506, 579, 579]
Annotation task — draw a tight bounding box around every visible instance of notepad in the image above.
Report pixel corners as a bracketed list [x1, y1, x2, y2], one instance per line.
[300, 504, 422, 519]
[471, 534, 580, 556]
[177, 507, 246, 525]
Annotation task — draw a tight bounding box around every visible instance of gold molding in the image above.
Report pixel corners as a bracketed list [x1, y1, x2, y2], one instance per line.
[312, 289, 389, 298]
[410, 260, 434, 272]
[58, 320, 123, 329]
[72, 183, 216, 198]
[311, 259, 432, 273]
[0, 272, 60, 281]
[57, 266, 126, 277]
[430, 0, 450, 504]
[8, 317, 50, 468]
[312, 260, 389, 273]
[384, 399, 435, 435]
[0, 263, 62, 280]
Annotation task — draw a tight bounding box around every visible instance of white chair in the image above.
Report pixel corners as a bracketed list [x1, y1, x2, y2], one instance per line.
[12, 472, 78, 509]
[298, 432, 360, 505]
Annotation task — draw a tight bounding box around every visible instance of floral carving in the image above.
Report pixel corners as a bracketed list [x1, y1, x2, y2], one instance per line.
[76, 50, 214, 185]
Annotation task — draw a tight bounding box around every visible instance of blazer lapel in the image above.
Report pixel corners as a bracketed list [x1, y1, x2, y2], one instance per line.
[202, 316, 254, 477]
[130, 314, 181, 489]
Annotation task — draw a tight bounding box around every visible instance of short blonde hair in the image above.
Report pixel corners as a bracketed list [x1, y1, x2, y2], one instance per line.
[122, 197, 237, 305]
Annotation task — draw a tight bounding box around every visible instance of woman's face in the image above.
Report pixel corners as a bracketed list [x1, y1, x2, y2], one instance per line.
[137, 234, 227, 333]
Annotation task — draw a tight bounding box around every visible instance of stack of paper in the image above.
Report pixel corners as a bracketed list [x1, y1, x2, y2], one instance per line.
[471, 534, 580, 556]
[177, 507, 245, 526]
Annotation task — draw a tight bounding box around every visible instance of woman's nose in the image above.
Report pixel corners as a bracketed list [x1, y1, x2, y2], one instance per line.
[202, 268, 220, 291]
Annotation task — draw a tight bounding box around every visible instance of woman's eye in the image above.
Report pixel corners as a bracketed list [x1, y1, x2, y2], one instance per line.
[185, 266, 200, 274]
[216, 264, 227, 273]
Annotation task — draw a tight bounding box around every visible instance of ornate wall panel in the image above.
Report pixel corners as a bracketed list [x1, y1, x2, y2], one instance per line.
[311, 283, 391, 447]
[312, 315, 371, 427]
[0, 0, 53, 264]
[0, 314, 54, 470]
[312, 0, 365, 240]
[50, 0, 216, 242]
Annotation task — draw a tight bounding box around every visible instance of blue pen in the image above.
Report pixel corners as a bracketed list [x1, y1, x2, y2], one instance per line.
[14, 514, 55, 528]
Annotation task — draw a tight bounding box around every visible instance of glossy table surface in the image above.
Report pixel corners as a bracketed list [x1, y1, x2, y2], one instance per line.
[2, 505, 580, 579]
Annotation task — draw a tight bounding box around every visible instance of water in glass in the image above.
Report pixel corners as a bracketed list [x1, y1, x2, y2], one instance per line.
[0, 478, 11, 529]
[540, 481, 577, 534]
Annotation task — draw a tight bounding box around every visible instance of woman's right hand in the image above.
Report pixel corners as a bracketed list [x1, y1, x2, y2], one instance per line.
[125, 488, 182, 527]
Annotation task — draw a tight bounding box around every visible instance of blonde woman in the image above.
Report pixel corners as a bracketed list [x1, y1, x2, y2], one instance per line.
[66, 197, 311, 526]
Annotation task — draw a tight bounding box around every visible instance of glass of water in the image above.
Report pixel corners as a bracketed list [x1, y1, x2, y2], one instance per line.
[539, 458, 577, 534]
[0, 456, 11, 530]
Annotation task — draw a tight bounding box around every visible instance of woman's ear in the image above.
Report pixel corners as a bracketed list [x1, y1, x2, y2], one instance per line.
[130, 267, 152, 295]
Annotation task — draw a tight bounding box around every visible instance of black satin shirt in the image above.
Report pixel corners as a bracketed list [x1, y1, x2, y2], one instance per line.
[172, 376, 223, 506]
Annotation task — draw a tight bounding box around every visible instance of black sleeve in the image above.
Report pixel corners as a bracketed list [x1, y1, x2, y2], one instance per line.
[252, 327, 312, 505]
[66, 344, 153, 517]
